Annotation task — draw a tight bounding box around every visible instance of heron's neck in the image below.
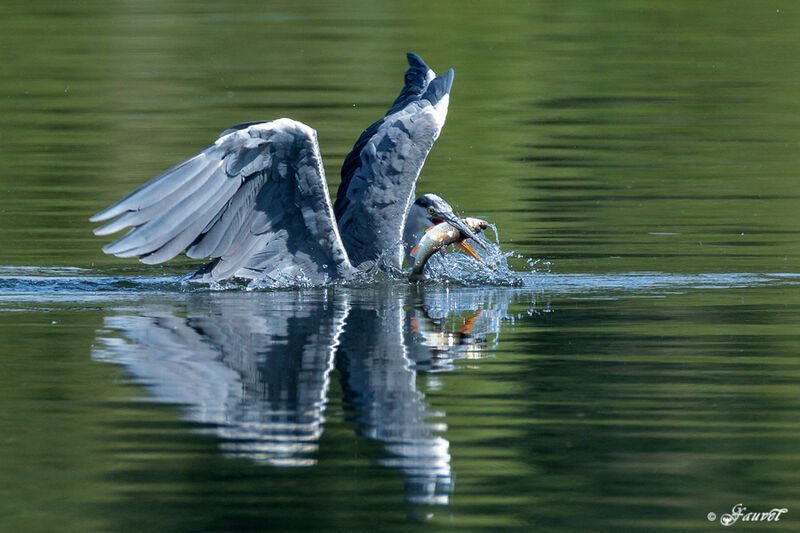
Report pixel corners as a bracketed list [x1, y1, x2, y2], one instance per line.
[402, 208, 430, 260]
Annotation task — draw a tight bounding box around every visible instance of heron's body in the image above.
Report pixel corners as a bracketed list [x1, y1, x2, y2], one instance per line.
[92, 54, 478, 284]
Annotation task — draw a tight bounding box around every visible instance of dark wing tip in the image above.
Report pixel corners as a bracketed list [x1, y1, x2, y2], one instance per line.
[406, 52, 429, 70]
[403, 52, 432, 89]
[421, 69, 454, 105]
[381, 53, 436, 118]
[442, 68, 455, 91]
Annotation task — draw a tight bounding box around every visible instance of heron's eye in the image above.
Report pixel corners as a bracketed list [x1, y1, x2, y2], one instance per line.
[427, 207, 436, 215]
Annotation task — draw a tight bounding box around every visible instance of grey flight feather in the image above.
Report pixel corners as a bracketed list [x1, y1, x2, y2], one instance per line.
[334, 55, 454, 271]
[92, 53, 456, 284]
[92, 118, 355, 283]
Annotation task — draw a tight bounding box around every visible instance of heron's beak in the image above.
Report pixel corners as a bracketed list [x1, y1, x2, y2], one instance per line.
[441, 212, 488, 250]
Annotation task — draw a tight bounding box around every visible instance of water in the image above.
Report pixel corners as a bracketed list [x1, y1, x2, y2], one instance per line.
[3, 1, 800, 531]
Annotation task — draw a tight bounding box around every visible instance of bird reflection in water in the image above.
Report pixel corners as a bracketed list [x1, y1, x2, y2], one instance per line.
[92, 288, 514, 506]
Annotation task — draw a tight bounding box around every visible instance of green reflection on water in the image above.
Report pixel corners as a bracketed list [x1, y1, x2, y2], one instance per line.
[2, 0, 800, 274]
[1, 0, 800, 531]
[2, 283, 800, 532]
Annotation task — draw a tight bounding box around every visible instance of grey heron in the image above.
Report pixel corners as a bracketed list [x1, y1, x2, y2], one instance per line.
[91, 53, 484, 284]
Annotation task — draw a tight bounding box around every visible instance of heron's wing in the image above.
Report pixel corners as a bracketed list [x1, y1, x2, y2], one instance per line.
[333, 53, 454, 271]
[91, 119, 354, 284]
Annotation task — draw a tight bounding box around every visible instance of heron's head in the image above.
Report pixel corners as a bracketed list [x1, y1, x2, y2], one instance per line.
[409, 194, 488, 255]
[411, 194, 458, 226]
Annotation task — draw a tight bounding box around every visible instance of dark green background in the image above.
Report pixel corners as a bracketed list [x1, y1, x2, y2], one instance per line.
[1, 1, 799, 531]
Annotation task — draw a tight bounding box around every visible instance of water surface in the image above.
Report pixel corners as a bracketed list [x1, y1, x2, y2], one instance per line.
[2, 1, 800, 531]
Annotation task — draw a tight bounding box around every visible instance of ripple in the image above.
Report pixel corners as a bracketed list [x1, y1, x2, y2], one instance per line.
[529, 271, 800, 295]
[1, 266, 798, 306]
[0, 266, 186, 304]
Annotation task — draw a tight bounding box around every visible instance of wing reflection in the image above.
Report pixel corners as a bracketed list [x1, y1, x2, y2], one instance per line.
[92, 287, 516, 505]
[95, 292, 347, 466]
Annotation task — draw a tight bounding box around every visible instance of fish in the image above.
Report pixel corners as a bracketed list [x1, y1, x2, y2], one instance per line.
[409, 217, 489, 281]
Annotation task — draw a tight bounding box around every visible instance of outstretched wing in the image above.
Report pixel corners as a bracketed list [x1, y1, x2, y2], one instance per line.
[91, 118, 354, 284]
[333, 53, 454, 271]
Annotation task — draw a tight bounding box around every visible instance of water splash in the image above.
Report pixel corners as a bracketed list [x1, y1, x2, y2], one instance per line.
[413, 222, 545, 286]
